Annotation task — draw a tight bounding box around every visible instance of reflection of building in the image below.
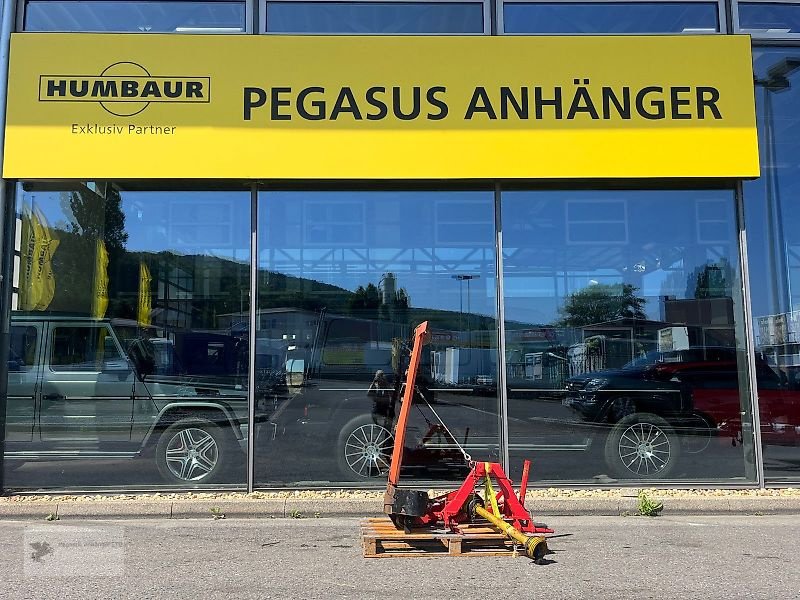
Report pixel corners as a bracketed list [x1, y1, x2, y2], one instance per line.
[757, 311, 796, 347]
[432, 347, 497, 385]
[155, 263, 193, 330]
[757, 310, 800, 370]
[664, 297, 735, 348]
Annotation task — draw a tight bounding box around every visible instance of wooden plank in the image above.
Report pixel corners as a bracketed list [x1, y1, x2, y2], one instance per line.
[448, 538, 462, 556]
[364, 551, 516, 559]
[363, 530, 505, 541]
[361, 517, 524, 559]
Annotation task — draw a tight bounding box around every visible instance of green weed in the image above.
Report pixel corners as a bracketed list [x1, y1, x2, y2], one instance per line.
[637, 490, 664, 517]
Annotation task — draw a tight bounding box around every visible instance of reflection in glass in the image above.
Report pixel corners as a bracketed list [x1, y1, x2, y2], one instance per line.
[501, 189, 756, 483]
[744, 48, 800, 482]
[502, 2, 719, 33]
[24, 1, 246, 32]
[4, 183, 250, 490]
[255, 190, 497, 486]
[739, 2, 800, 34]
[265, 1, 485, 33]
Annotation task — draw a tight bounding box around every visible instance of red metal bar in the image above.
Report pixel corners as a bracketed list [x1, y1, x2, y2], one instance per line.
[519, 459, 531, 508]
[435, 461, 552, 534]
[386, 321, 430, 487]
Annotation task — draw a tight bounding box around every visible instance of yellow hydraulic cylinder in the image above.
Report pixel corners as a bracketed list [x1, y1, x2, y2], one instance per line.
[474, 505, 549, 561]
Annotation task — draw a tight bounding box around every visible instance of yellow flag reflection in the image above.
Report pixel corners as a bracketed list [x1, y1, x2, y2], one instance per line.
[19, 206, 60, 311]
[138, 261, 152, 326]
[91, 239, 109, 319]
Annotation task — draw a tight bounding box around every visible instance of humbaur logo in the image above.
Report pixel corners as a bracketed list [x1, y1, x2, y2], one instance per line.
[39, 62, 210, 117]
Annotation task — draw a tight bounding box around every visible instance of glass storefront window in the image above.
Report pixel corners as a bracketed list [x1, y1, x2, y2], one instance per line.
[263, 1, 486, 33]
[744, 47, 800, 483]
[24, 1, 246, 33]
[501, 189, 756, 483]
[738, 2, 800, 35]
[254, 189, 497, 486]
[501, 1, 720, 33]
[4, 183, 251, 491]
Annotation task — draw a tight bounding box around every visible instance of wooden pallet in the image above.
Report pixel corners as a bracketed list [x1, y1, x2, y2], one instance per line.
[361, 517, 521, 558]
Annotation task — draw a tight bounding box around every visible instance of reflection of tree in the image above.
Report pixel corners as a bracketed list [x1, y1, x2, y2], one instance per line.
[689, 258, 734, 299]
[45, 186, 128, 314]
[349, 283, 381, 315]
[558, 283, 646, 327]
[60, 186, 128, 254]
[349, 278, 410, 324]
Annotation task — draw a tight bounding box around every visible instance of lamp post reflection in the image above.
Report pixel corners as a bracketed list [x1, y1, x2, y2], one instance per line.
[754, 57, 800, 318]
[452, 274, 480, 347]
[754, 57, 800, 374]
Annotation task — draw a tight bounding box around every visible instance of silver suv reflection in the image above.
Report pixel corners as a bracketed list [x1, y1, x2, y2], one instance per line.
[6, 315, 248, 485]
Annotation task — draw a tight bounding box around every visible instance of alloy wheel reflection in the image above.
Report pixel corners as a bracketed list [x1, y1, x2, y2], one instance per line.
[165, 428, 219, 481]
[343, 424, 393, 478]
[617, 422, 671, 476]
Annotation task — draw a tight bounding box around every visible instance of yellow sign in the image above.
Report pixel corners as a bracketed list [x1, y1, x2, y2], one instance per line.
[4, 33, 759, 180]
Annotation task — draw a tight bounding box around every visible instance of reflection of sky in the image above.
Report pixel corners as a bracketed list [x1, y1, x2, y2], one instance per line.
[21, 187, 251, 262]
[266, 1, 484, 33]
[503, 2, 719, 34]
[24, 1, 245, 32]
[739, 3, 800, 34]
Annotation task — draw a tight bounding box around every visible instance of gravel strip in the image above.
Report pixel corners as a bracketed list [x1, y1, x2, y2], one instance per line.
[1, 487, 799, 504]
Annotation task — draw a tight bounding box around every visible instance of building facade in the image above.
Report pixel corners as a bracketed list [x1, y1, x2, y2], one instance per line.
[0, 0, 798, 493]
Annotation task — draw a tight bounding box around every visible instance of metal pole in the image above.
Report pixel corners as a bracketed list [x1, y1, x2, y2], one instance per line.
[761, 86, 783, 317]
[494, 184, 510, 473]
[0, 0, 19, 494]
[466, 277, 471, 347]
[246, 185, 258, 493]
[459, 278, 463, 331]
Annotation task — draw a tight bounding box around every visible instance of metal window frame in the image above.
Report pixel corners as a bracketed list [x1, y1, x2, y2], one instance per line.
[493, 184, 510, 472]
[565, 197, 629, 245]
[735, 180, 765, 488]
[17, 0, 254, 34]
[496, 184, 763, 487]
[0, 0, 18, 495]
[302, 198, 366, 246]
[745, 39, 800, 486]
[434, 196, 495, 246]
[733, 0, 800, 39]
[695, 198, 734, 244]
[498, 0, 727, 35]
[246, 184, 258, 493]
[259, 0, 492, 35]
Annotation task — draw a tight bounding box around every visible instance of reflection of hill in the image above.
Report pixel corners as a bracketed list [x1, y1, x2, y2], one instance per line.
[106, 251, 355, 322]
[109, 251, 495, 330]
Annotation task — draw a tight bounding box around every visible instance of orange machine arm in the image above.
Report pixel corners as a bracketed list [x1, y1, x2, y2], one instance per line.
[386, 321, 430, 487]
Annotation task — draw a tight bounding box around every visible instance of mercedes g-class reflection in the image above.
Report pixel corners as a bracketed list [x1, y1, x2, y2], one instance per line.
[5, 314, 249, 485]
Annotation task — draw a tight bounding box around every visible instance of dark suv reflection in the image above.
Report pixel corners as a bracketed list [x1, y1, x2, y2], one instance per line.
[563, 347, 800, 479]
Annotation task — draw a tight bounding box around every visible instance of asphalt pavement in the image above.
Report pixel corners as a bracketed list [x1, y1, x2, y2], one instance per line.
[0, 515, 797, 599]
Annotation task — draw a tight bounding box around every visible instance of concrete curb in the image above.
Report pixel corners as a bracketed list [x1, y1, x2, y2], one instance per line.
[1, 495, 799, 520]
